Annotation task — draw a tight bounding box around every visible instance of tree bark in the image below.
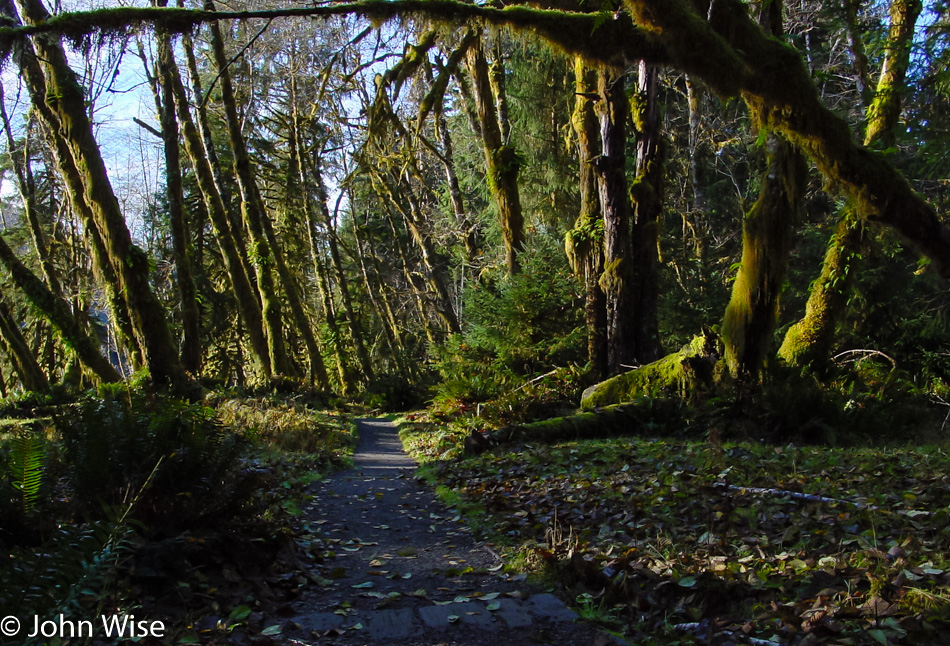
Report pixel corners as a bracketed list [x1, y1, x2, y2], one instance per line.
[721, 0, 808, 380]
[167, 42, 273, 378]
[864, 0, 921, 149]
[780, 0, 921, 368]
[370, 168, 460, 335]
[566, 57, 607, 380]
[0, 85, 62, 298]
[0, 293, 49, 392]
[630, 60, 663, 364]
[304, 154, 375, 383]
[285, 83, 333, 389]
[595, 68, 636, 375]
[0, 234, 121, 383]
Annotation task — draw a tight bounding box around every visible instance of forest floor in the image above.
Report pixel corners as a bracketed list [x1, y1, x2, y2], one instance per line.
[276, 418, 619, 646]
[397, 414, 950, 646]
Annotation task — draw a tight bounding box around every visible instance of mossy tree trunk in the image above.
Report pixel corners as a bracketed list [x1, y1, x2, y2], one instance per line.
[306, 153, 376, 384]
[722, 0, 808, 380]
[351, 213, 413, 379]
[779, 0, 921, 368]
[384, 205, 441, 348]
[154, 17, 201, 375]
[206, 2, 296, 378]
[284, 82, 333, 389]
[0, 85, 62, 299]
[465, 33, 524, 275]
[11, 0, 189, 392]
[630, 60, 663, 364]
[722, 133, 807, 378]
[595, 68, 636, 375]
[623, 0, 950, 279]
[370, 167, 461, 336]
[420, 33, 479, 266]
[864, 0, 921, 150]
[0, 84, 121, 383]
[16, 47, 142, 371]
[566, 57, 608, 380]
[307, 223, 355, 393]
[167, 44, 273, 378]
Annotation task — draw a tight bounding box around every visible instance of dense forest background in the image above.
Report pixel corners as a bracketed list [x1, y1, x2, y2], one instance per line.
[2, 0, 950, 643]
[0, 0, 947, 413]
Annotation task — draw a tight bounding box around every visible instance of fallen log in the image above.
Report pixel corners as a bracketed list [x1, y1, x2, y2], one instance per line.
[489, 398, 685, 445]
[580, 331, 724, 409]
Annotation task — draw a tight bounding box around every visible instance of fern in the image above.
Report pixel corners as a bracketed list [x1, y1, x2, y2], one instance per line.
[10, 432, 45, 516]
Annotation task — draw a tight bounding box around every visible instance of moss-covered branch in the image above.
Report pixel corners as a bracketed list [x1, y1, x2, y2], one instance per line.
[627, 0, 950, 279]
[0, 1, 664, 68]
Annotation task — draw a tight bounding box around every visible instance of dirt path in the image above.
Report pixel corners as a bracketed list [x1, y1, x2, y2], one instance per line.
[282, 418, 618, 646]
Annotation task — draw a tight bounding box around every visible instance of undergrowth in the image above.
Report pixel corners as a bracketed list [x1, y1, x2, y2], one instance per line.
[0, 386, 355, 645]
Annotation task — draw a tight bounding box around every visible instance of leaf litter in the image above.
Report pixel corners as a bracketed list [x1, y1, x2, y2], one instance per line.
[428, 436, 950, 644]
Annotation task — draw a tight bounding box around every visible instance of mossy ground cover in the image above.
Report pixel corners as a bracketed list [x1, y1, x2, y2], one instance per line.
[401, 421, 950, 645]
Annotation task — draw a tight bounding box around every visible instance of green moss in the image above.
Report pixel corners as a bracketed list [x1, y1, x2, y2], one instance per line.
[579, 333, 721, 409]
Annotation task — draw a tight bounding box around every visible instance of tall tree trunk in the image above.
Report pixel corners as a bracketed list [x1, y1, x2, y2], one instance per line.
[465, 34, 524, 275]
[566, 57, 608, 380]
[167, 44, 273, 378]
[722, 0, 808, 380]
[779, 0, 921, 368]
[155, 19, 201, 375]
[0, 85, 120, 383]
[206, 0, 295, 377]
[299, 156, 354, 393]
[351, 214, 411, 378]
[0, 293, 49, 393]
[285, 85, 333, 389]
[16, 54, 142, 371]
[10, 0, 189, 393]
[864, 0, 921, 149]
[181, 30, 242, 256]
[630, 60, 664, 363]
[424, 39, 479, 266]
[309, 228, 355, 393]
[595, 68, 636, 375]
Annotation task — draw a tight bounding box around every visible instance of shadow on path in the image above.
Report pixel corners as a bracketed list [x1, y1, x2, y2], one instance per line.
[282, 418, 619, 645]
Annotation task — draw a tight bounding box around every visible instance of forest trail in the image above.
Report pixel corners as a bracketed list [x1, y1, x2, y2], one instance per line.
[283, 418, 618, 645]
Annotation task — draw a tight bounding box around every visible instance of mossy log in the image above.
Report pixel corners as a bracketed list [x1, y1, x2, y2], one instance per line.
[490, 399, 681, 446]
[579, 332, 722, 409]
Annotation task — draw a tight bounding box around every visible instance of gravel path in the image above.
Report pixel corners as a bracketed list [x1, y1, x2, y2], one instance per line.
[282, 418, 619, 646]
